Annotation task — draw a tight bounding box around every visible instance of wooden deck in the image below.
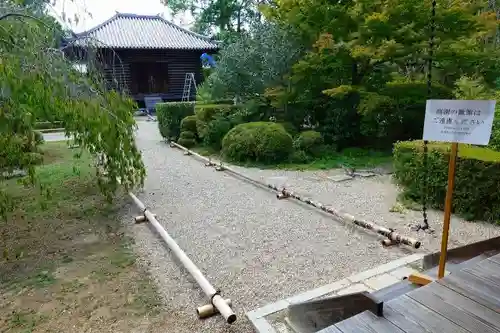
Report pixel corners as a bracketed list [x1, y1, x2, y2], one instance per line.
[320, 253, 500, 333]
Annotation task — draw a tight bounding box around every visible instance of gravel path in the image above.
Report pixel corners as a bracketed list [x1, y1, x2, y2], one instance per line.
[225, 163, 500, 253]
[125, 121, 414, 333]
[126, 121, 500, 333]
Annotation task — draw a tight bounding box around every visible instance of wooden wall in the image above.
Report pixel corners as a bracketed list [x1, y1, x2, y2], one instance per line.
[102, 48, 206, 102]
[65, 47, 210, 103]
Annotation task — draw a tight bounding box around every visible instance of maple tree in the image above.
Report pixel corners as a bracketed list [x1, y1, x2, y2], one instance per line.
[0, 1, 145, 216]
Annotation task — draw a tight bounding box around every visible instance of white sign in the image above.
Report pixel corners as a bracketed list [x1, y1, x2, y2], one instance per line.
[422, 99, 496, 145]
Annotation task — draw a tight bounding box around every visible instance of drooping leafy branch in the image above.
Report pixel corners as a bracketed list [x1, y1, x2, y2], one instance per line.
[0, 2, 145, 217]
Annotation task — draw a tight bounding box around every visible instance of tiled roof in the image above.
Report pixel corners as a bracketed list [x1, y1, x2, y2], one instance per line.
[73, 13, 218, 50]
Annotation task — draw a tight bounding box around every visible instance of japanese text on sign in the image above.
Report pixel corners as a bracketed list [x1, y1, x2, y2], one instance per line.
[422, 100, 496, 145]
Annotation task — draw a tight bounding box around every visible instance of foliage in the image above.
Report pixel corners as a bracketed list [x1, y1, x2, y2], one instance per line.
[0, 3, 145, 216]
[279, 122, 299, 137]
[393, 141, 500, 223]
[180, 115, 198, 135]
[156, 102, 195, 140]
[34, 121, 64, 130]
[179, 131, 196, 140]
[0, 141, 163, 329]
[194, 104, 238, 139]
[262, 0, 500, 147]
[359, 81, 453, 147]
[177, 131, 197, 148]
[161, 0, 273, 38]
[203, 116, 233, 149]
[452, 75, 500, 151]
[294, 130, 324, 156]
[289, 150, 310, 163]
[491, 111, 500, 151]
[221, 122, 293, 163]
[205, 21, 303, 100]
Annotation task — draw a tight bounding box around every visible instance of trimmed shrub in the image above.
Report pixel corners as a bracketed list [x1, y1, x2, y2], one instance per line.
[177, 138, 196, 148]
[179, 131, 196, 140]
[289, 150, 310, 163]
[195, 104, 234, 122]
[294, 130, 324, 156]
[177, 131, 196, 148]
[280, 122, 299, 137]
[393, 140, 500, 223]
[222, 122, 293, 163]
[157, 102, 195, 140]
[360, 82, 452, 148]
[204, 117, 232, 149]
[195, 104, 240, 139]
[180, 115, 198, 134]
[490, 110, 500, 151]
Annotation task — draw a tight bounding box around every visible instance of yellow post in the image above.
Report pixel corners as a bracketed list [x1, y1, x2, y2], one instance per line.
[438, 142, 459, 279]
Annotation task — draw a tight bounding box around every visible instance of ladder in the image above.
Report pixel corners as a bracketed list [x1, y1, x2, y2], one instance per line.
[181, 73, 197, 101]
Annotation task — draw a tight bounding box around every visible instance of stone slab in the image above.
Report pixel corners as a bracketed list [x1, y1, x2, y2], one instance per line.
[364, 273, 401, 291]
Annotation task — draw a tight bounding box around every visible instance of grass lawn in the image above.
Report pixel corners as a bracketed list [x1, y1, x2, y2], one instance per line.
[0, 142, 166, 332]
[192, 146, 393, 171]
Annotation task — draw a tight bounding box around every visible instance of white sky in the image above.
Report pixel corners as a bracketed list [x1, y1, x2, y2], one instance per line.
[48, 0, 192, 33]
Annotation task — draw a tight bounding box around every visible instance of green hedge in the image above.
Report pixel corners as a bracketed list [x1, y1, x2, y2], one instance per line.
[222, 122, 293, 163]
[157, 102, 195, 140]
[393, 140, 500, 223]
[490, 111, 500, 150]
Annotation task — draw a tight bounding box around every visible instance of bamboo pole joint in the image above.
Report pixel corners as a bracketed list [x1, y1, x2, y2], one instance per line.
[127, 189, 236, 324]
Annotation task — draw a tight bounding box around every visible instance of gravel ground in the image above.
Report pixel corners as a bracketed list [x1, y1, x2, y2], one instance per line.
[124, 121, 415, 333]
[126, 120, 500, 333]
[225, 163, 500, 253]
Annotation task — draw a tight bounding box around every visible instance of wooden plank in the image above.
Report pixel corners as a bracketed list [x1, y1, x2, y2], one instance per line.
[437, 270, 500, 310]
[287, 291, 383, 333]
[488, 255, 500, 266]
[335, 310, 404, 333]
[385, 295, 469, 333]
[407, 283, 500, 333]
[422, 235, 500, 270]
[463, 258, 500, 286]
[372, 279, 418, 302]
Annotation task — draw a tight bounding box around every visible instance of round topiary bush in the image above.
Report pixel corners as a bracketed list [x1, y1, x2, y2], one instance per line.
[177, 138, 196, 148]
[221, 122, 293, 163]
[280, 122, 299, 137]
[204, 117, 232, 149]
[294, 130, 324, 156]
[177, 131, 196, 148]
[180, 115, 198, 134]
[179, 131, 196, 140]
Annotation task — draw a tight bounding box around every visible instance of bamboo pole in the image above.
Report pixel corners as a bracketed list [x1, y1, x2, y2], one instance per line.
[127, 191, 236, 324]
[438, 142, 459, 279]
[197, 299, 232, 318]
[169, 142, 422, 249]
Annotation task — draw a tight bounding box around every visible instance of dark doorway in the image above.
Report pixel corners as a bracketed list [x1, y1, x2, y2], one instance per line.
[130, 62, 168, 94]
